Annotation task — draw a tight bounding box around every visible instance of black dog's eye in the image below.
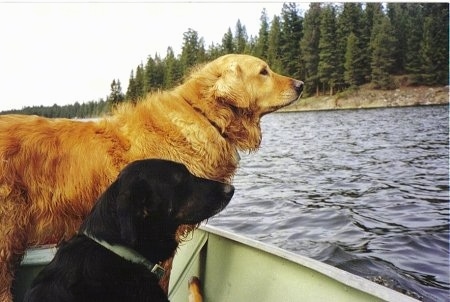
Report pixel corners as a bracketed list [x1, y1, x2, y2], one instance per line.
[259, 67, 269, 76]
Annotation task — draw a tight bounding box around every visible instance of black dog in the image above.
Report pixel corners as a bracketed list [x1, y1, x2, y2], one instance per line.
[24, 159, 234, 302]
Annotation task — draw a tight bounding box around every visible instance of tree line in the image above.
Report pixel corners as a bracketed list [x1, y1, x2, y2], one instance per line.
[2, 2, 448, 118]
[0, 101, 110, 119]
[121, 2, 448, 101]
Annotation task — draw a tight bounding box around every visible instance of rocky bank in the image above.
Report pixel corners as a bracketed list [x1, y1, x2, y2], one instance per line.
[283, 86, 449, 112]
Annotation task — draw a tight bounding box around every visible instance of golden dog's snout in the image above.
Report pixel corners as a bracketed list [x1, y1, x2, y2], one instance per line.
[293, 80, 304, 95]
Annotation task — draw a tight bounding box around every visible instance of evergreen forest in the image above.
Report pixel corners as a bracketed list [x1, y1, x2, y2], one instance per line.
[2, 2, 448, 118]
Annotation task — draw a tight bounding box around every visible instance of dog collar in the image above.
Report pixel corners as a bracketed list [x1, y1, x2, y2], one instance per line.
[82, 231, 165, 280]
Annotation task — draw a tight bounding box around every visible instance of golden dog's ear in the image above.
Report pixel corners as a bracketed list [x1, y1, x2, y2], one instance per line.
[214, 62, 250, 108]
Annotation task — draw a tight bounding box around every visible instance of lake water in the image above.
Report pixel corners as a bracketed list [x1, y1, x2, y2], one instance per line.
[209, 105, 449, 301]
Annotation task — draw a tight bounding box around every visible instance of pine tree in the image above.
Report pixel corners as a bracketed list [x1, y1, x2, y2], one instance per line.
[267, 15, 283, 73]
[397, 3, 423, 84]
[300, 3, 322, 96]
[206, 42, 222, 60]
[420, 3, 449, 85]
[244, 35, 256, 55]
[337, 3, 365, 88]
[144, 56, 156, 92]
[234, 19, 248, 54]
[280, 3, 303, 78]
[370, 14, 397, 89]
[107, 79, 124, 106]
[387, 3, 409, 74]
[153, 54, 165, 89]
[360, 3, 383, 83]
[197, 40, 207, 64]
[254, 9, 269, 60]
[163, 47, 182, 89]
[221, 28, 234, 54]
[337, 3, 363, 35]
[344, 33, 364, 88]
[180, 28, 204, 73]
[134, 63, 146, 99]
[318, 5, 339, 95]
[145, 54, 164, 92]
[126, 70, 138, 102]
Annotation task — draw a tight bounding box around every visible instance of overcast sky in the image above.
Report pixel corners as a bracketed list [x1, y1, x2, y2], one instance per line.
[0, 1, 307, 112]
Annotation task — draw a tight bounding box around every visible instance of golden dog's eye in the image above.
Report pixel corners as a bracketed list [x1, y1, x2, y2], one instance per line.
[259, 67, 269, 76]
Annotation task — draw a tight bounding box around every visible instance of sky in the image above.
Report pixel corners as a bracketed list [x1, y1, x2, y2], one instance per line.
[0, 1, 308, 112]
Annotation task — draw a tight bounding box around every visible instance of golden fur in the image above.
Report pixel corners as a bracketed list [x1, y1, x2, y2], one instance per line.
[0, 54, 303, 300]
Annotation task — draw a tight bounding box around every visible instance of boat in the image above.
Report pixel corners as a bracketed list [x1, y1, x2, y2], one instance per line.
[14, 224, 419, 302]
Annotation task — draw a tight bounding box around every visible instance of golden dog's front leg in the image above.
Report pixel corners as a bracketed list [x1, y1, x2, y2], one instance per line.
[188, 276, 203, 302]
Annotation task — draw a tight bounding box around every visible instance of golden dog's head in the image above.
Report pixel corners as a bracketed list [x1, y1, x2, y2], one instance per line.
[211, 54, 303, 114]
[184, 54, 303, 151]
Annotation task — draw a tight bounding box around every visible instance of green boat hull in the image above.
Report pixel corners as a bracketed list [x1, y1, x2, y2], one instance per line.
[169, 225, 419, 302]
[14, 225, 419, 302]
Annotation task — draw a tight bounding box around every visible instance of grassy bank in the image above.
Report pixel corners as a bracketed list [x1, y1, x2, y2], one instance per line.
[283, 85, 449, 112]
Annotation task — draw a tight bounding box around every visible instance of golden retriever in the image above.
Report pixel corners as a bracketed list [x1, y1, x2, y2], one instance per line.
[0, 54, 303, 300]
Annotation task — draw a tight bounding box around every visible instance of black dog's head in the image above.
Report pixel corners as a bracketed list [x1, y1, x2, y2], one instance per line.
[80, 159, 234, 262]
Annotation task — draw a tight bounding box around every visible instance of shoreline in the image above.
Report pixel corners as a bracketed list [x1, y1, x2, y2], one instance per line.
[281, 86, 449, 112]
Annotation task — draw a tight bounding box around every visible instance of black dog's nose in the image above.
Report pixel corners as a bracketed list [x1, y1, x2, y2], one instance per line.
[294, 80, 304, 94]
[224, 184, 235, 199]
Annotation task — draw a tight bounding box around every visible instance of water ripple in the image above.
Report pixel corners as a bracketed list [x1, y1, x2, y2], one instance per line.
[210, 106, 449, 301]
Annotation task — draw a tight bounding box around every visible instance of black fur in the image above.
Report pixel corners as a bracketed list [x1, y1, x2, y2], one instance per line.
[24, 159, 234, 302]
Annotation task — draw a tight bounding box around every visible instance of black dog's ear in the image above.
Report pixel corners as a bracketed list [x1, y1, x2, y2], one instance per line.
[116, 189, 138, 246]
[116, 181, 151, 246]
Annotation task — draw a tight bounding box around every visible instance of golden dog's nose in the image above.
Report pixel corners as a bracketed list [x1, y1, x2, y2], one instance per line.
[294, 80, 304, 94]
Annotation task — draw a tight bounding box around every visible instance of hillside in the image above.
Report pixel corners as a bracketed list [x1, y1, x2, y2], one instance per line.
[284, 85, 449, 112]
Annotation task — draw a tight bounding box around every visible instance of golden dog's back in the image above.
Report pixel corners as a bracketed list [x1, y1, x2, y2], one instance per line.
[0, 115, 129, 242]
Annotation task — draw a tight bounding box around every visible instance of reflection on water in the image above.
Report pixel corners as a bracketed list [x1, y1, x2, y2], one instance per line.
[210, 105, 449, 301]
